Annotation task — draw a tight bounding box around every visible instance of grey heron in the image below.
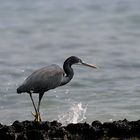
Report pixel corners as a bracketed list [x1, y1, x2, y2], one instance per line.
[17, 56, 97, 121]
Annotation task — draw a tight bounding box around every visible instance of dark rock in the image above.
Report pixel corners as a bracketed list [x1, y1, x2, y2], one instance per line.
[40, 121, 51, 130]
[16, 132, 28, 140]
[92, 120, 102, 128]
[26, 130, 44, 140]
[129, 120, 140, 136]
[0, 125, 15, 140]
[50, 120, 62, 127]
[48, 127, 68, 139]
[0, 119, 140, 140]
[12, 120, 24, 133]
[103, 119, 131, 137]
[66, 122, 96, 139]
[92, 120, 104, 137]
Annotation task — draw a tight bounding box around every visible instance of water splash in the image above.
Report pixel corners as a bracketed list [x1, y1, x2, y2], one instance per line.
[58, 102, 87, 125]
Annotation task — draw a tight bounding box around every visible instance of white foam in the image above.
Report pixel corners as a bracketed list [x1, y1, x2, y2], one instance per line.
[58, 102, 87, 125]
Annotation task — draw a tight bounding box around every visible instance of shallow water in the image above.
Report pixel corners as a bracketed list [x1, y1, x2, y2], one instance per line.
[0, 0, 140, 124]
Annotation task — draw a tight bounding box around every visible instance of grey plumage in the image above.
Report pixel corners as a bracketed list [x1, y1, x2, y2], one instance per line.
[17, 64, 64, 93]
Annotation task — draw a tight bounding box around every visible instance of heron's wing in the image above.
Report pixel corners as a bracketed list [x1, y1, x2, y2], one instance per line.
[19, 64, 64, 93]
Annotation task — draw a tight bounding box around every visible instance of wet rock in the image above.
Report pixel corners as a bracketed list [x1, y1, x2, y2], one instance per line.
[92, 120, 104, 137]
[16, 132, 28, 140]
[66, 122, 96, 139]
[103, 119, 131, 137]
[48, 127, 69, 139]
[12, 120, 24, 133]
[0, 119, 140, 140]
[92, 120, 102, 129]
[129, 120, 140, 135]
[0, 125, 15, 140]
[26, 130, 44, 140]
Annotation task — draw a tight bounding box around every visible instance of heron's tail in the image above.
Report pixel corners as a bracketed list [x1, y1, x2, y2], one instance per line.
[17, 85, 25, 94]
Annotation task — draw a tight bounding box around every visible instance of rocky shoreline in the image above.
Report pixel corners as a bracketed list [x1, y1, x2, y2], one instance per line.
[0, 119, 140, 140]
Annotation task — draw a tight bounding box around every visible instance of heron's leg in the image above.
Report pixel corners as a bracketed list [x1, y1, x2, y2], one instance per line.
[29, 92, 38, 120]
[37, 92, 44, 121]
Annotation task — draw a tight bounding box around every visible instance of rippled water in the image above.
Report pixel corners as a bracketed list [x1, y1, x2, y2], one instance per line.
[0, 0, 140, 124]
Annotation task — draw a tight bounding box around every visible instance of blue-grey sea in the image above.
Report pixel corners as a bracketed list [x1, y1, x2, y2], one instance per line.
[0, 0, 140, 125]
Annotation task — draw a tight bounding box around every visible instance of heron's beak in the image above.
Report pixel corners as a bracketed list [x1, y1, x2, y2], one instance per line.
[81, 62, 97, 68]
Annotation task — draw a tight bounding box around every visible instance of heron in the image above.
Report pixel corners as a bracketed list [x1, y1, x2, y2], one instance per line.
[17, 56, 97, 121]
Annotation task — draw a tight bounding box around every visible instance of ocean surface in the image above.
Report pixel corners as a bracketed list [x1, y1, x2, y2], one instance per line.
[0, 0, 140, 125]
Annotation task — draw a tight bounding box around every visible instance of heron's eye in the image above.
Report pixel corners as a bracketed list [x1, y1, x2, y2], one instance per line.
[79, 59, 82, 63]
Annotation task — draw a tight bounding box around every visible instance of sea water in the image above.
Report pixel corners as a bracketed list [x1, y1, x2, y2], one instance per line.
[0, 0, 140, 124]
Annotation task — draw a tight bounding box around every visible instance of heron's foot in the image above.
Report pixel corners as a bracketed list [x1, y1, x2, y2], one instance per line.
[31, 112, 42, 122]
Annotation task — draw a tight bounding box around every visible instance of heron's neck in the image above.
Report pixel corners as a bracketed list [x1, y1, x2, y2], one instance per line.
[60, 61, 74, 86]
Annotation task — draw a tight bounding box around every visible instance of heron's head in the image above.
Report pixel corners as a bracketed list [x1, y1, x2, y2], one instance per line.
[65, 56, 97, 68]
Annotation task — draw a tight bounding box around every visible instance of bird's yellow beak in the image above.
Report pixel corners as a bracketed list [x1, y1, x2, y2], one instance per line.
[81, 62, 97, 68]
